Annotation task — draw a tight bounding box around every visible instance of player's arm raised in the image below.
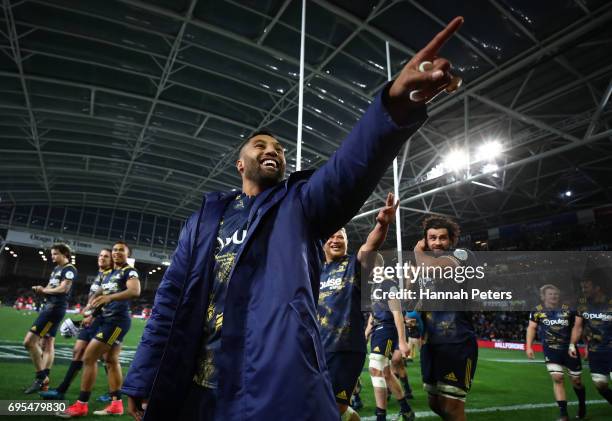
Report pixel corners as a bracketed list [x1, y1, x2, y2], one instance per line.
[413, 238, 459, 268]
[357, 192, 398, 265]
[301, 17, 463, 239]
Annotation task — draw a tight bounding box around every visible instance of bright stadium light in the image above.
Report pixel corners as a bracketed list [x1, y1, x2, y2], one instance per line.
[476, 140, 502, 161]
[425, 163, 446, 180]
[4, 246, 9, 251]
[443, 149, 469, 172]
[482, 163, 499, 174]
[565, 190, 572, 197]
[38, 250, 43, 255]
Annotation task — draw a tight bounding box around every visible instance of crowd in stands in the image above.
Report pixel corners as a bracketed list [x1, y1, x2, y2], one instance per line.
[472, 312, 529, 342]
[3, 275, 154, 318]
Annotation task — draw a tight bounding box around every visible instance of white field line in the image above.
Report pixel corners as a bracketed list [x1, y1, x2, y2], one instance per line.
[360, 399, 607, 420]
[0, 344, 135, 364]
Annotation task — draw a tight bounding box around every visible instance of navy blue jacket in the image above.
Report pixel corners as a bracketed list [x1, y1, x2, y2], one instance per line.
[122, 88, 427, 420]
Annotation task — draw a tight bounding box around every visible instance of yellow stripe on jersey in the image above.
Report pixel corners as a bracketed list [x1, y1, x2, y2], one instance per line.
[39, 321, 53, 337]
[385, 339, 392, 358]
[107, 327, 122, 345]
[465, 358, 472, 389]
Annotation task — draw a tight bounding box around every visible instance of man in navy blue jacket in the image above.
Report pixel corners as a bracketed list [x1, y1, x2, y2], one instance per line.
[123, 17, 464, 421]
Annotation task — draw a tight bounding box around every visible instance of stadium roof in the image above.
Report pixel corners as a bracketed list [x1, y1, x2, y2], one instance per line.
[1, 0, 611, 246]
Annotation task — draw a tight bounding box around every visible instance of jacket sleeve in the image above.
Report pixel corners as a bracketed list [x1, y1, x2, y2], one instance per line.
[300, 84, 427, 239]
[121, 212, 198, 398]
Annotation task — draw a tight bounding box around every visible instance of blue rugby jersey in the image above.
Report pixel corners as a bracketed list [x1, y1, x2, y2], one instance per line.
[45, 264, 77, 309]
[89, 269, 112, 297]
[529, 304, 575, 350]
[317, 254, 366, 353]
[100, 265, 139, 320]
[422, 248, 476, 344]
[577, 296, 612, 353]
[194, 193, 255, 389]
[371, 277, 399, 328]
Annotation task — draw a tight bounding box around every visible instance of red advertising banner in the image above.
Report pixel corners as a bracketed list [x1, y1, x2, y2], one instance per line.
[477, 340, 587, 356]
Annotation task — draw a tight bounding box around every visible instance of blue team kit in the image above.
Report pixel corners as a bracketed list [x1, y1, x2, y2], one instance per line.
[122, 89, 427, 420]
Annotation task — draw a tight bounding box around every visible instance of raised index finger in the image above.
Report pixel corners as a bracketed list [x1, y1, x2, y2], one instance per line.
[417, 16, 464, 60]
[386, 192, 394, 207]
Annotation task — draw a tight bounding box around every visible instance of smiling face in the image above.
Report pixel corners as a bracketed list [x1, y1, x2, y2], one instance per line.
[112, 243, 130, 267]
[425, 228, 452, 255]
[236, 134, 286, 189]
[324, 229, 348, 262]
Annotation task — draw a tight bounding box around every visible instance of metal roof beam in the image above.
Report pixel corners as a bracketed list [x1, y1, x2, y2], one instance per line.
[393, 128, 612, 210]
[0, 164, 222, 196]
[1, 195, 194, 221]
[0, 125, 226, 170]
[488, 0, 602, 106]
[114, 0, 214, 207]
[16, 2, 384, 125]
[407, 0, 498, 69]
[256, 0, 291, 45]
[469, 93, 581, 143]
[2, 0, 51, 201]
[0, 148, 238, 191]
[584, 77, 612, 139]
[167, 0, 392, 216]
[428, 3, 612, 119]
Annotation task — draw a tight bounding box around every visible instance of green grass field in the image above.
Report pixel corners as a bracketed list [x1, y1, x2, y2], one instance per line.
[0, 306, 610, 420]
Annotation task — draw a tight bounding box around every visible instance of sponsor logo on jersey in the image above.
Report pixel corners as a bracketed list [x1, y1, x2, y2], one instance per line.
[217, 229, 247, 250]
[321, 277, 343, 290]
[102, 282, 119, 293]
[64, 270, 75, 280]
[582, 312, 612, 321]
[542, 318, 569, 326]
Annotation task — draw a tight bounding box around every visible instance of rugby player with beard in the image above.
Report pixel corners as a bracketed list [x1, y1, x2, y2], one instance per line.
[414, 216, 476, 421]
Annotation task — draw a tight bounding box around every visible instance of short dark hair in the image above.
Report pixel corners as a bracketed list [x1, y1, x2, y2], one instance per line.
[51, 243, 72, 259]
[237, 128, 279, 158]
[113, 241, 131, 257]
[421, 216, 461, 244]
[100, 248, 112, 255]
